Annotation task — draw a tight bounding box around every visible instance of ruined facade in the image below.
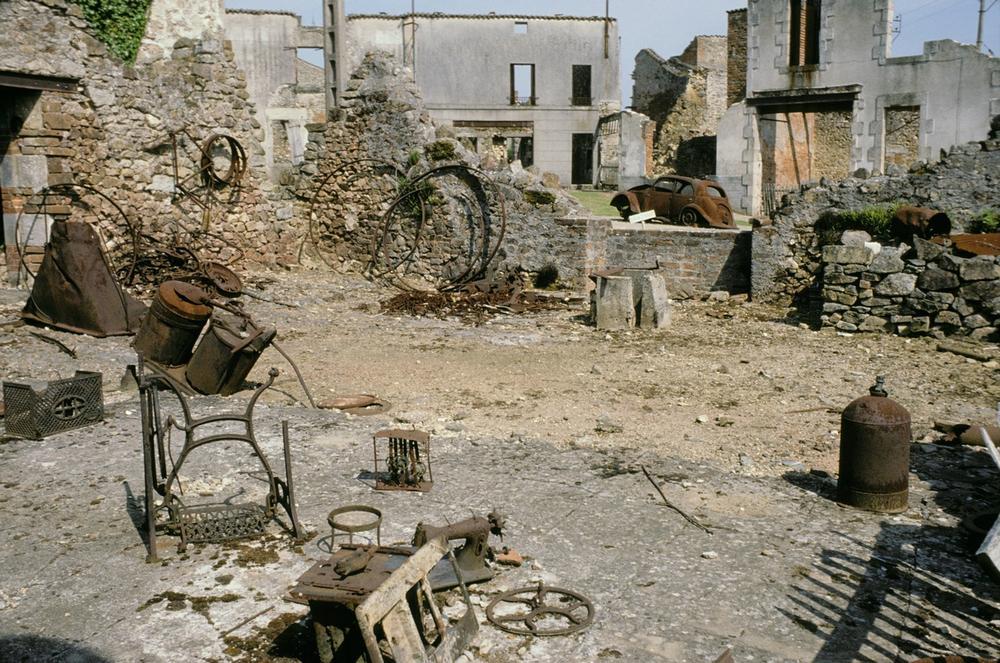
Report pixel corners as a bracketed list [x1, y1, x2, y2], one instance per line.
[325, 6, 621, 186]
[595, 109, 654, 189]
[223, 9, 326, 181]
[630, 38, 727, 178]
[0, 0, 295, 285]
[717, 0, 1000, 215]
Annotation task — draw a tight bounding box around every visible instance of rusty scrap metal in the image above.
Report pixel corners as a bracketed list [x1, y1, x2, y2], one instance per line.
[21, 218, 146, 337]
[28, 331, 77, 359]
[185, 312, 276, 396]
[136, 363, 303, 561]
[837, 376, 912, 513]
[412, 510, 505, 589]
[485, 582, 595, 636]
[890, 206, 951, 242]
[373, 429, 433, 492]
[2, 371, 103, 440]
[134, 281, 214, 367]
[379, 276, 563, 324]
[170, 129, 247, 231]
[328, 505, 383, 546]
[948, 232, 1000, 257]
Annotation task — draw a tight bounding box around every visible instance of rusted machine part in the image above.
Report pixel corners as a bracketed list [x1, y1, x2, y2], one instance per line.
[947, 232, 1000, 257]
[185, 313, 276, 396]
[890, 206, 951, 242]
[22, 220, 147, 337]
[2, 371, 103, 440]
[485, 583, 595, 636]
[328, 505, 383, 546]
[412, 510, 505, 588]
[199, 134, 247, 189]
[317, 394, 390, 416]
[15, 182, 141, 286]
[837, 376, 912, 513]
[136, 363, 303, 561]
[201, 262, 243, 297]
[369, 164, 506, 292]
[372, 428, 433, 491]
[133, 281, 213, 367]
[303, 158, 409, 270]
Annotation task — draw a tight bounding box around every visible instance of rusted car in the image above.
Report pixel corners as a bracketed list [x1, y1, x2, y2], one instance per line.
[610, 176, 736, 229]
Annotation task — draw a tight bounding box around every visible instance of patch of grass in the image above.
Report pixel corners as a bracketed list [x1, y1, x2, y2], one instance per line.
[968, 209, 1000, 234]
[568, 189, 616, 216]
[817, 203, 901, 243]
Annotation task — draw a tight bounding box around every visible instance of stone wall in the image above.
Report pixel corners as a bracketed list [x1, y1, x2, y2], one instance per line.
[726, 9, 748, 107]
[0, 0, 294, 285]
[820, 233, 999, 340]
[752, 137, 1000, 327]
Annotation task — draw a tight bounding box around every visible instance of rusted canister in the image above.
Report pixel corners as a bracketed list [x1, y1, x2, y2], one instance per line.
[133, 281, 213, 367]
[837, 376, 911, 513]
[185, 314, 276, 396]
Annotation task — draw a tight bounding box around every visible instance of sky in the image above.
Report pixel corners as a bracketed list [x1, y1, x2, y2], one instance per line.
[225, 0, 1000, 104]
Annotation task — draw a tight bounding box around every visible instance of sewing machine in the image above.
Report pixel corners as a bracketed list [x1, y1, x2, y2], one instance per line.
[412, 510, 506, 589]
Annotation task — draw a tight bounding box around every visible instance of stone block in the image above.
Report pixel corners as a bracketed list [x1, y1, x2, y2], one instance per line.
[910, 316, 931, 333]
[636, 273, 672, 329]
[917, 267, 959, 290]
[959, 258, 1000, 281]
[938, 253, 966, 272]
[823, 302, 849, 313]
[869, 247, 905, 274]
[936, 310, 961, 327]
[835, 321, 858, 332]
[823, 244, 874, 265]
[840, 230, 871, 246]
[961, 280, 1000, 302]
[595, 275, 635, 330]
[970, 326, 998, 341]
[858, 316, 890, 332]
[876, 273, 917, 296]
[149, 174, 174, 193]
[0, 154, 48, 191]
[964, 314, 990, 329]
[823, 289, 857, 306]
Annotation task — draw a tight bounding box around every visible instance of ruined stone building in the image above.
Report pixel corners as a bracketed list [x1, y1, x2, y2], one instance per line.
[223, 9, 326, 181]
[324, 3, 621, 186]
[0, 0, 295, 285]
[716, 0, 1000, 215]
[630, 36, 728, 178]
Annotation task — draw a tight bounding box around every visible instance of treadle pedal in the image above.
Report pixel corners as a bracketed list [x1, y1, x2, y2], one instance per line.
[178, 503, 267, 543]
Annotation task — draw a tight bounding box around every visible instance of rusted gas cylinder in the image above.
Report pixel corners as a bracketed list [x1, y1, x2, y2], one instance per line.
[133, 281, 213, 367]
[837, 376, 911, 513]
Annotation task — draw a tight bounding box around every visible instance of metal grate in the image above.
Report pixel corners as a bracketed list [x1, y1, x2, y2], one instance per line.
[178, 503, 267, 543]
[3, 371, 103, 439]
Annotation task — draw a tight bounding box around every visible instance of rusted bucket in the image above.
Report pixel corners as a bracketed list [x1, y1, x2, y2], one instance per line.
[133, 281, 213, 367]
[185, 314, 275, 396]
[837, 376, 912, 513]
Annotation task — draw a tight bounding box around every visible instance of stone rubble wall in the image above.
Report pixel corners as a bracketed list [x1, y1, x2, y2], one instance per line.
[1, 0, 295, 285]
[820, 233, 1000, 340]
[752, 138, 1000, 308]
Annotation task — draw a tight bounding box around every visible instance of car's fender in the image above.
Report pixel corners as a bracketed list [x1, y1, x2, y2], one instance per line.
[610, 192, 641, 213]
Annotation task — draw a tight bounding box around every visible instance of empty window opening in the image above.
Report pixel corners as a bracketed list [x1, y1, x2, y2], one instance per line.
[789, 0, 821, 66]
[510, 64, 535, 105]
[513, 21, 527, 34]
[572, 65, 592, 106]
[884, 106, 920, 169]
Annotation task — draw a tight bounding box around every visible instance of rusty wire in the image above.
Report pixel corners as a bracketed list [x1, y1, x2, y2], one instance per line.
[301, 157, 412, 270]
[369, 163, 507, 292]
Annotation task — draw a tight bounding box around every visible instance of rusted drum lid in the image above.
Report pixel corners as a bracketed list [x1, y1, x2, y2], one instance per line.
[159, 281, 212, 319]
[842, 394, 911, 426]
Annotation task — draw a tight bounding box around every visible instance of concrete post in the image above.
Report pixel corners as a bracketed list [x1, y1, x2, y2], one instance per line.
[595, 275, 635, 330]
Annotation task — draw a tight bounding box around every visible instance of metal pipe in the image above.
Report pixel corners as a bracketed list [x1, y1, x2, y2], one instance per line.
[978, 0, 986, 51]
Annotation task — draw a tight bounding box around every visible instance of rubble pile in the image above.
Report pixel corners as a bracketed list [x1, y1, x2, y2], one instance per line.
[753, 138, 1000, 307]
[295, 53, 594, 289]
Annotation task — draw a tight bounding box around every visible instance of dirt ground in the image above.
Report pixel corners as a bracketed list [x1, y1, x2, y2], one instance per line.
[1, 268, 999, 662]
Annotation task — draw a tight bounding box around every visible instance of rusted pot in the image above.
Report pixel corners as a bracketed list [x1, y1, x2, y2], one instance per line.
[133, 281, 213, 367]
[837, 376, 912, 513]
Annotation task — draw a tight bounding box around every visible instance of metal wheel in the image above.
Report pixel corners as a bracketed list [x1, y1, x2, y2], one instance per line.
[485, 583, 594, 636]
[679, 206, 701, 226]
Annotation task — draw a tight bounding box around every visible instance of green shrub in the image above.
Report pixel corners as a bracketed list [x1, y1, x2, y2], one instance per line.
[817, 203, 900, 243]
[968, 209, 1000, 234]
[424, 140, 457, 162]
[70, 0, 152, 63]
[524, 190, 556, 206]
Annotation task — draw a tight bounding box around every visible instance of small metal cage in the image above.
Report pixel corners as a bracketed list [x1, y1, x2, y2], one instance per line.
[2, 371, 103, 439]
[372, 428, 433, 492]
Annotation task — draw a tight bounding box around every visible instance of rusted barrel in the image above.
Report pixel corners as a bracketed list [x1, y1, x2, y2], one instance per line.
[185, 314, 275, 396]
[133, 281, 213, 367]
[837, 376, 911, 513]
